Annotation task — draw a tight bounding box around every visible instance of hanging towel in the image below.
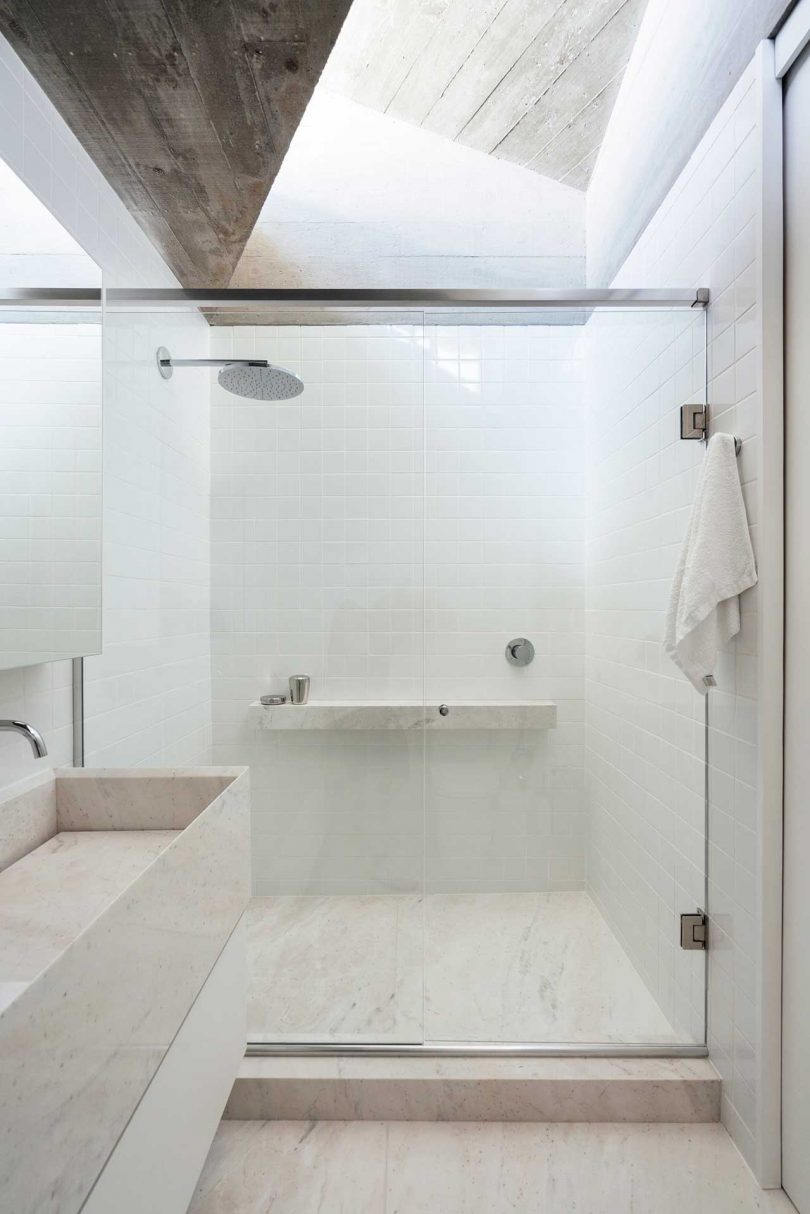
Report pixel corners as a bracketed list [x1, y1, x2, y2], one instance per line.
[664, 433, 757, 693]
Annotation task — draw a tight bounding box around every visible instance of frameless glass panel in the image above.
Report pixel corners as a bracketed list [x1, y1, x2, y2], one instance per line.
[421, 306, 707, 1046]
[208, 311, 428, 1045]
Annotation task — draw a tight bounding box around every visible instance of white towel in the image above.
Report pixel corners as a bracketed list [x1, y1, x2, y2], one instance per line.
[664, 433, 757, 693]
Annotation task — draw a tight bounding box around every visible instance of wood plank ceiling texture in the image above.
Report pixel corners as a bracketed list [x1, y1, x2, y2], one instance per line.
[0, 0, 353, 284]
[323, 0, 650, 189]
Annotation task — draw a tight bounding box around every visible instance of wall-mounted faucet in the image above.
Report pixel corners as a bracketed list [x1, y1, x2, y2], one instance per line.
[0, 720, 48, 758]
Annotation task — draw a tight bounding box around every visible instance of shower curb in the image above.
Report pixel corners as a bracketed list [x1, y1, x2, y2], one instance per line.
[225, 1056, 720, 1123]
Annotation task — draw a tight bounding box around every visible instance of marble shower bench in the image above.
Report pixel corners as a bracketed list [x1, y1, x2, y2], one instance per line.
[248, 698, 557, 731]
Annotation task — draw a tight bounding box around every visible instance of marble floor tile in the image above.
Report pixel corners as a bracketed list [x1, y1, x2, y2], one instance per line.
[189, 1120, 388, 1214]
[385, 1122, 794, 1213]
[189, 1121, 794, 1214]
[247, 891, 681, 1044]
[247, 895, 423, 1043]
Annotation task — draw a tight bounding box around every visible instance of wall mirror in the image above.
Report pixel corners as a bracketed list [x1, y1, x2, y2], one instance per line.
[0, 155, 102, 670]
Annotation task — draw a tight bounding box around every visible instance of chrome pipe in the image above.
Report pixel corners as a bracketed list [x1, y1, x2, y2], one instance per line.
[72, 657, 84, 768]
[110, 286, 710, 309]
[0, 286, 710, 310]
[0, 287, 102, 306]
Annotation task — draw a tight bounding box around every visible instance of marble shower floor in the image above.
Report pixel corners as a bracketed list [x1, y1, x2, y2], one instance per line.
[247, 891, 681, 1045]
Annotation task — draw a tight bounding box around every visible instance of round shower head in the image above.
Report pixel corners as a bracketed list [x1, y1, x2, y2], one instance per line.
[156, 347, 304, 401]
[218, 361, 303, 401]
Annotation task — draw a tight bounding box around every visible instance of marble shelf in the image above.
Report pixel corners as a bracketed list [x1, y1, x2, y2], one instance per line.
[248, 699, 556, 731]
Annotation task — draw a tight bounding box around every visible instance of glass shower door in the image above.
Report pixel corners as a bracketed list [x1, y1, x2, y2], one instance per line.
[421, 306, 708, 1047]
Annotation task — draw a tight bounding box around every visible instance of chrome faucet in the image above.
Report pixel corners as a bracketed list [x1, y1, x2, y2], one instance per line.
[0, 720, 47, 758]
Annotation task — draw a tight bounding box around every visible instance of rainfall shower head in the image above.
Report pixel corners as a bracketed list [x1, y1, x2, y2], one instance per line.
[217, 361, 303, 400]
[156, 347, 303, 401]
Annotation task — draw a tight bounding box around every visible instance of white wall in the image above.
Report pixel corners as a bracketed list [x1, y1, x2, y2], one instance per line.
[210, 321, 585, 895]
[0, 32, 211, 786]
[231, 88, 585, 290]
[0, 319, 102, 669]
[585, 60, 766, 1165]
[0, 157, 100, 286]
[587, 0, 789, 287]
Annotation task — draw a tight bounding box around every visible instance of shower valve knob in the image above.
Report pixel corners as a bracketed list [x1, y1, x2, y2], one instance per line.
[505, 638, 535, 667]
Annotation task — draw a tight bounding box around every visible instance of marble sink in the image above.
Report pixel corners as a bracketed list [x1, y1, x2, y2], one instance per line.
[0, 766, 250, 1214]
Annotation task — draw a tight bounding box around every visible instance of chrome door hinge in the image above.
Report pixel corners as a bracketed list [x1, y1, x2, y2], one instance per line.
[681, 402, 708, 440]
[680, 910, 707, 950]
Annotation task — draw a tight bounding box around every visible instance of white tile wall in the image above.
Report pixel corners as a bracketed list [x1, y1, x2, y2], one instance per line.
[210, 322, 425, 895]
[210, 322, 586, 895]
[0, 32, 211, 787]
[423, 323, 585, 893]
[585, 61, 763, 1161]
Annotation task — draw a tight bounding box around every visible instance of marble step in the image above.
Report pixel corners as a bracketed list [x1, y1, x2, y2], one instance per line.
[226, 1056, 720, 1123]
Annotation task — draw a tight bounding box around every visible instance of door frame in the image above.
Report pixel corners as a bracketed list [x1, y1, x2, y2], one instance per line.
[755, 35, 785, 1188]
[773, 1, 810, 1194]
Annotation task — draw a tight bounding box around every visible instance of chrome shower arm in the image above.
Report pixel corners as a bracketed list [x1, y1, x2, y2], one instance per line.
[157, 355, 269, 368]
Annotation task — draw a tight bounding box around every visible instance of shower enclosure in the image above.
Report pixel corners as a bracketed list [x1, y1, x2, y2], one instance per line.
[103, 287, 711, 1056]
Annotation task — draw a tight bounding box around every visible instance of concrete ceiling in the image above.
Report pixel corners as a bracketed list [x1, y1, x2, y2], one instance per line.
[322, 0, 650, 189]
[0, 0, 353, 285]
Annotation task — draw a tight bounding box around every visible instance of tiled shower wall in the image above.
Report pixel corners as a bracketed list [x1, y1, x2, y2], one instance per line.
[423, 323, 585, 893]
[210, 322, 585, 894]
[211, 321, 427, 895]
[585, 61, 763, 1160]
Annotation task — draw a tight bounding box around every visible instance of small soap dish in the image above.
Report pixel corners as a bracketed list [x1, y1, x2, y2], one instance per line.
[260, 694, 287, 706]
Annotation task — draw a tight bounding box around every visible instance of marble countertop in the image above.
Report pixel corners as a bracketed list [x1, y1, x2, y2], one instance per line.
[0, 830, 178, 1011]
[248, 699, 557, 731]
